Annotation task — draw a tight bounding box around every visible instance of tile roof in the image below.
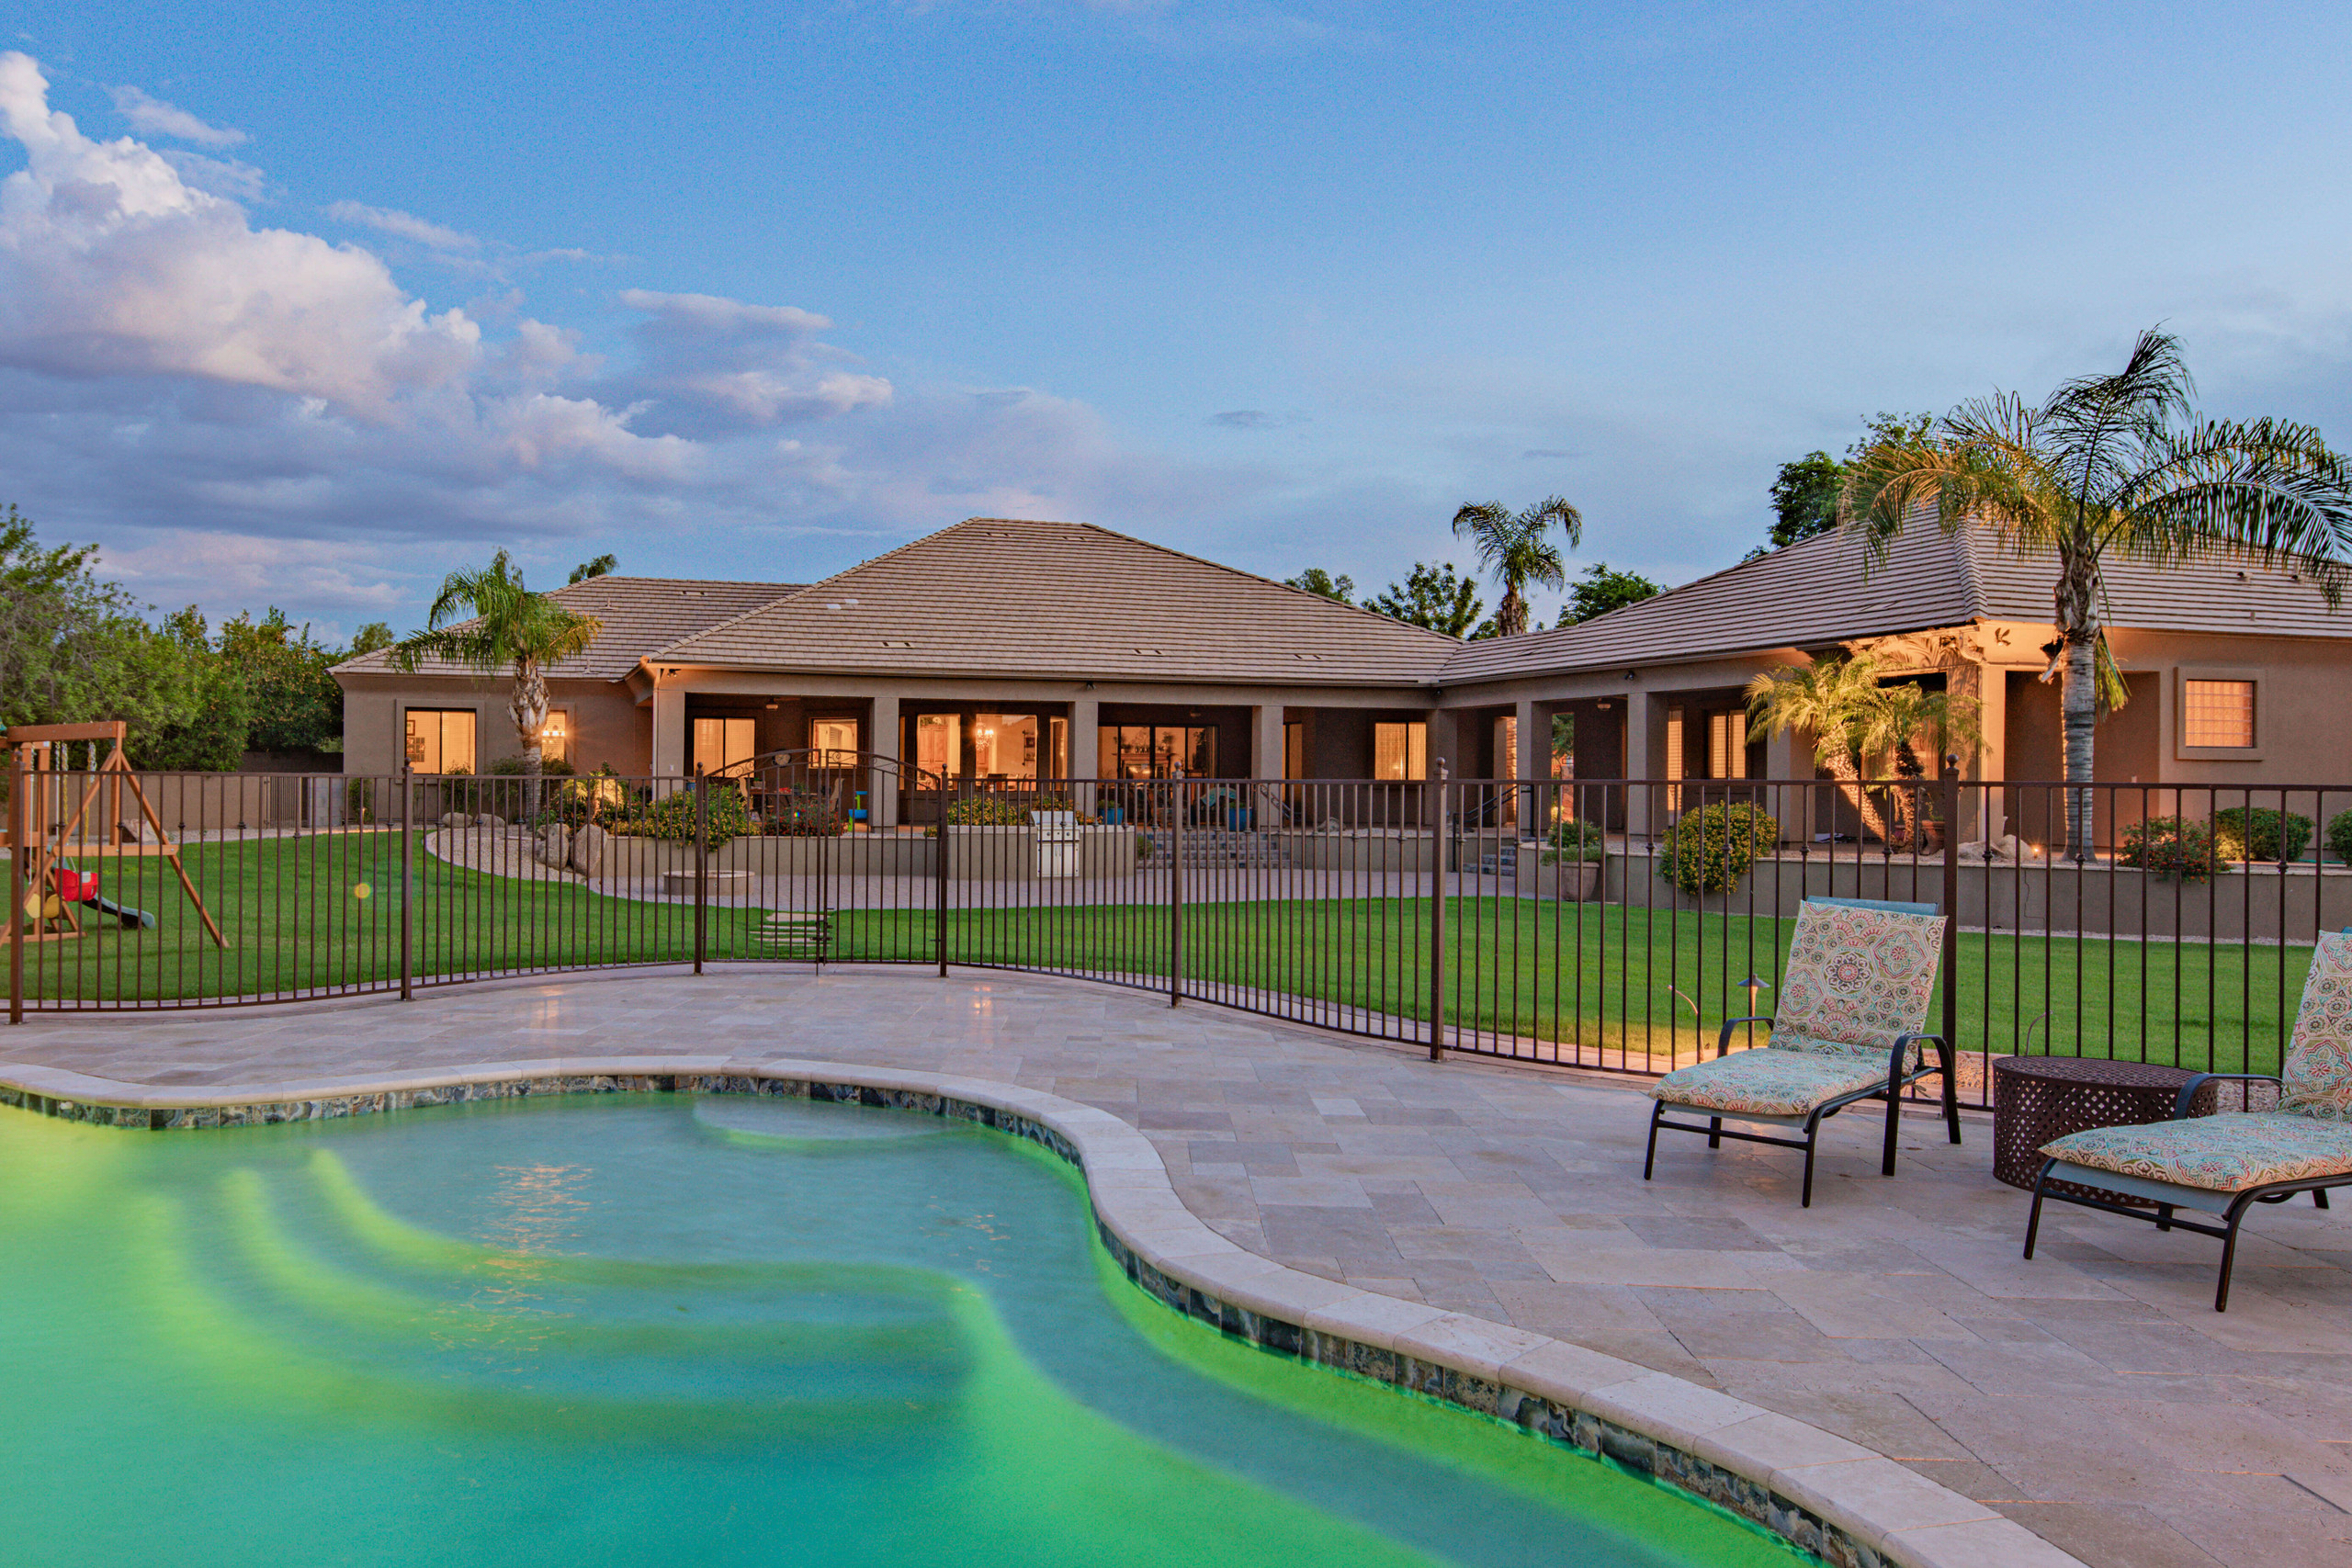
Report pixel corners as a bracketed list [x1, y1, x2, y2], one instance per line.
[650, 517, 1463, 686]
[1436, 521, 2352, 685]
[333, 576, 805, 682]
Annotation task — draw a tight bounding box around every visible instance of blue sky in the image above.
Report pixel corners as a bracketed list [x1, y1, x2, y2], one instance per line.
[6, 1, 2352, 639]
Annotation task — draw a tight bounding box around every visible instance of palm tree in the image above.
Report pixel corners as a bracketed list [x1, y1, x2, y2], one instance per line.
[390, 551, 604, 776]
[1841, 329, 2352, 858]
[1854, 681, 1982, 847]
[1745, 654, 1899, 843]
[1450, 496, 1582, 637]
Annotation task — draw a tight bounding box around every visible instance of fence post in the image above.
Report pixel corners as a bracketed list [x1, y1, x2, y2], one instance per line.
[935, 778, 951, 978]
[693, 766, 707, 976]
[1170, 771, 1184, 1007]
[1429, 759, 1448, 1060]
[399, 767, 413, 1002]
[7, 742, 23, 1024]
[1940, 753, 1960, 1057]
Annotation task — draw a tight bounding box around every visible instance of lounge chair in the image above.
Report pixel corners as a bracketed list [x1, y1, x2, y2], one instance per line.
[1643, 897, 1961, 1207]
[2024, 929, 2352, 1312]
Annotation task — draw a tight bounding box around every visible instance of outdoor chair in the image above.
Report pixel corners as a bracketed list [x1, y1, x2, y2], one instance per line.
[1643, 897, 1961, 1207]
[2023, 929, 2352, 1312]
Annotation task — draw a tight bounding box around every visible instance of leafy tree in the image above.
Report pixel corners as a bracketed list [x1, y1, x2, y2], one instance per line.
[569, 553, 618, 585]
[223, 608, 345, 754]
[1750, 414, 1934, 560]
[346, 621, 394, 658]
[132, 608, 258, 771]
[1842, 329, 2352, 858]
[0, 508, 229, 763]
[1451, 496, 1581, 637]
[1285, 567, 1354, 603]
[1557, 561, 1660, 626]
[1767, 451, 1845, 551]
[389, 550, 605, 774]
[1363, 561, 1484, 637]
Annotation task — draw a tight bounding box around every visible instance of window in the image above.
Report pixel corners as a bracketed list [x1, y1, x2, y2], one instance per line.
[1048, 716, 1069, 780]
[693, 716, 758, 776]
[973, 713, 1039, 781]
[1098, 725, 1216, 780]
[404, 709, 476, 774]
[914, 713, 961, 780]
[2184, 680, 2255, 749]
[538, 710, 571, 768]
[1707, 711, 1747, 779]
[1374, 722, 1427, 781]
[1495, 714, 1519, 779]
[1283, 720, 1305, 781]
[808, 717, 858, 766]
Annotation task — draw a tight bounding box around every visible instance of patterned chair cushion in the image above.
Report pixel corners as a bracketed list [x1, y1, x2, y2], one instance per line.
[1769, 900, 1947, 1065]
[1652, 1050, 1892, 1119]
[2042, 1112, 2352, 1193]
[2280, 931, 2352, 1122]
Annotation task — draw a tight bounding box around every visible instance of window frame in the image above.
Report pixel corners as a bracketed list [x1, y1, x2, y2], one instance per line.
[2174, 666, 2264, 761]
[401, 706, 478, 775]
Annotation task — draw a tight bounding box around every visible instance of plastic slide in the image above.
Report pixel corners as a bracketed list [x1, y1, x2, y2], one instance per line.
[82, 894, 154, 931]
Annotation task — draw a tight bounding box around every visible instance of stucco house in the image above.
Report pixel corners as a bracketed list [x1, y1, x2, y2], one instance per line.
[334, 514, 2352, 841]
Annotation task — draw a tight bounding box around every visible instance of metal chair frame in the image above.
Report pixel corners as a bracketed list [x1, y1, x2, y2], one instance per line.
[1644, 1021, 1962, 1206]
[2023, 1071, 2350, 1312]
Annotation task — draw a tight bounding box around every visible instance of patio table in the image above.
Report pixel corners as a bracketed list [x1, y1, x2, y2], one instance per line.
[1992, 1056, 2196, 1204]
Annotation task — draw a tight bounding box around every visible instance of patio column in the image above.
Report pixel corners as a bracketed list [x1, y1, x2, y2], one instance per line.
[1969, 661, 2007, 845]
[1515, 697, 1544, 837]
[1069, 694, 1098, 814]
[1250, 702, 1285, 829]
[1764, 722, 1809, 844]
[869, 694, 899, 828]
[650, 686, 686, 794]
[1623, 692, 1657, 837]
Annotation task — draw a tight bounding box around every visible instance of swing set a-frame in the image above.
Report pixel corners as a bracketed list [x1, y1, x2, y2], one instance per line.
[4, 721, 226, 946]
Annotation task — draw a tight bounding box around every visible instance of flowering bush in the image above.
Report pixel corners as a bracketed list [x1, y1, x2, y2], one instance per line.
[1657, 803, 1778, 897]
[2121, 815, 2218, 882]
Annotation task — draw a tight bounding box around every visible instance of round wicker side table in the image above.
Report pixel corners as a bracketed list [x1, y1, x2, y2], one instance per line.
[1992, 1057, 2197, 1203]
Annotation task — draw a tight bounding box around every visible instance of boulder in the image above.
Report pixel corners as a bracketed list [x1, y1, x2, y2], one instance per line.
[537, 825, 570, 869]
[569, 821, 606, 877]
[438, 812, 472, 829]
[476, 813, 505, 829]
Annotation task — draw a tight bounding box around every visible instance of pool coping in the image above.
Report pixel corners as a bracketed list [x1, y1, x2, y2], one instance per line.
[0, 1056, 2081, 1568]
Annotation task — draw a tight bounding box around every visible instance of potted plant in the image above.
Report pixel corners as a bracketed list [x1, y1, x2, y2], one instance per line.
[1539, 818, 1607, 901]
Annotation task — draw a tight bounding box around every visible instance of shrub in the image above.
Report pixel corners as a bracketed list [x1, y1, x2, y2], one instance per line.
[622, 783, 752, 848]
[2121, 815, 2218, 882]
[488, 753, 577, 776]
[2211, 807, 2312, 864]
[1542, 818, 1607, 864]
[1656, 803, 1778, 897]
[2330, 809, 2352, 866]
[943, 794, 1093, 827]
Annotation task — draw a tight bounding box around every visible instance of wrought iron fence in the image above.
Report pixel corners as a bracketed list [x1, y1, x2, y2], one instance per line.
[6, 753, 2346, 1107]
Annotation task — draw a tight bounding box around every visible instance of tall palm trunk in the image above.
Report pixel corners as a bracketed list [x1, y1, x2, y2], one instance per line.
[511, 655, 548, 819]
[2055, 551, 2099, 861]
[1819, 750, 1892, 843]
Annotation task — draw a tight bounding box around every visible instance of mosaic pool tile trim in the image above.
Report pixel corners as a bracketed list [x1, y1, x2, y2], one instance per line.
[0, 1062, 2075, 1568]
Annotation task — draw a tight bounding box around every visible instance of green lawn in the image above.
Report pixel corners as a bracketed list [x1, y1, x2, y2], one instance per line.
[9, 839, 2302, 1076]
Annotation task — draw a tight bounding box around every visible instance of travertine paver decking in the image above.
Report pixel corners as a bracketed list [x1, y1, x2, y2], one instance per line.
[5, 966, 2349, 1567]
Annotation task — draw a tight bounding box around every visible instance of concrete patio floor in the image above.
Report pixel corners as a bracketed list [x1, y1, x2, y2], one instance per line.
[4, 965, 2349, 1568]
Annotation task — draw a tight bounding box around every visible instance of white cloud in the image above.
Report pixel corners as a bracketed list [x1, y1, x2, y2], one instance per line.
[106, 85, 246, 148]
[616, 288, 893, 431]
[0, 51, 1257, 633]
[325, 199, 479, 252]
[0, 53, 481, 415]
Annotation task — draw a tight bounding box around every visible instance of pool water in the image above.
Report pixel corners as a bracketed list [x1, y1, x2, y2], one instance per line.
[0, 1094, 1799, 1567]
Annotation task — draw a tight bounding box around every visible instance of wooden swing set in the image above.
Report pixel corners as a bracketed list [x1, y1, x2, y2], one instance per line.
[4, 721, 226, 946]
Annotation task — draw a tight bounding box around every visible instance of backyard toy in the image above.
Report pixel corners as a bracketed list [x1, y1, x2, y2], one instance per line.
[4, 721, 226, 946]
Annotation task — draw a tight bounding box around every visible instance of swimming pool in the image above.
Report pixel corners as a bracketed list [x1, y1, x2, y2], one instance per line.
[0, 1091, 1801, 1566]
